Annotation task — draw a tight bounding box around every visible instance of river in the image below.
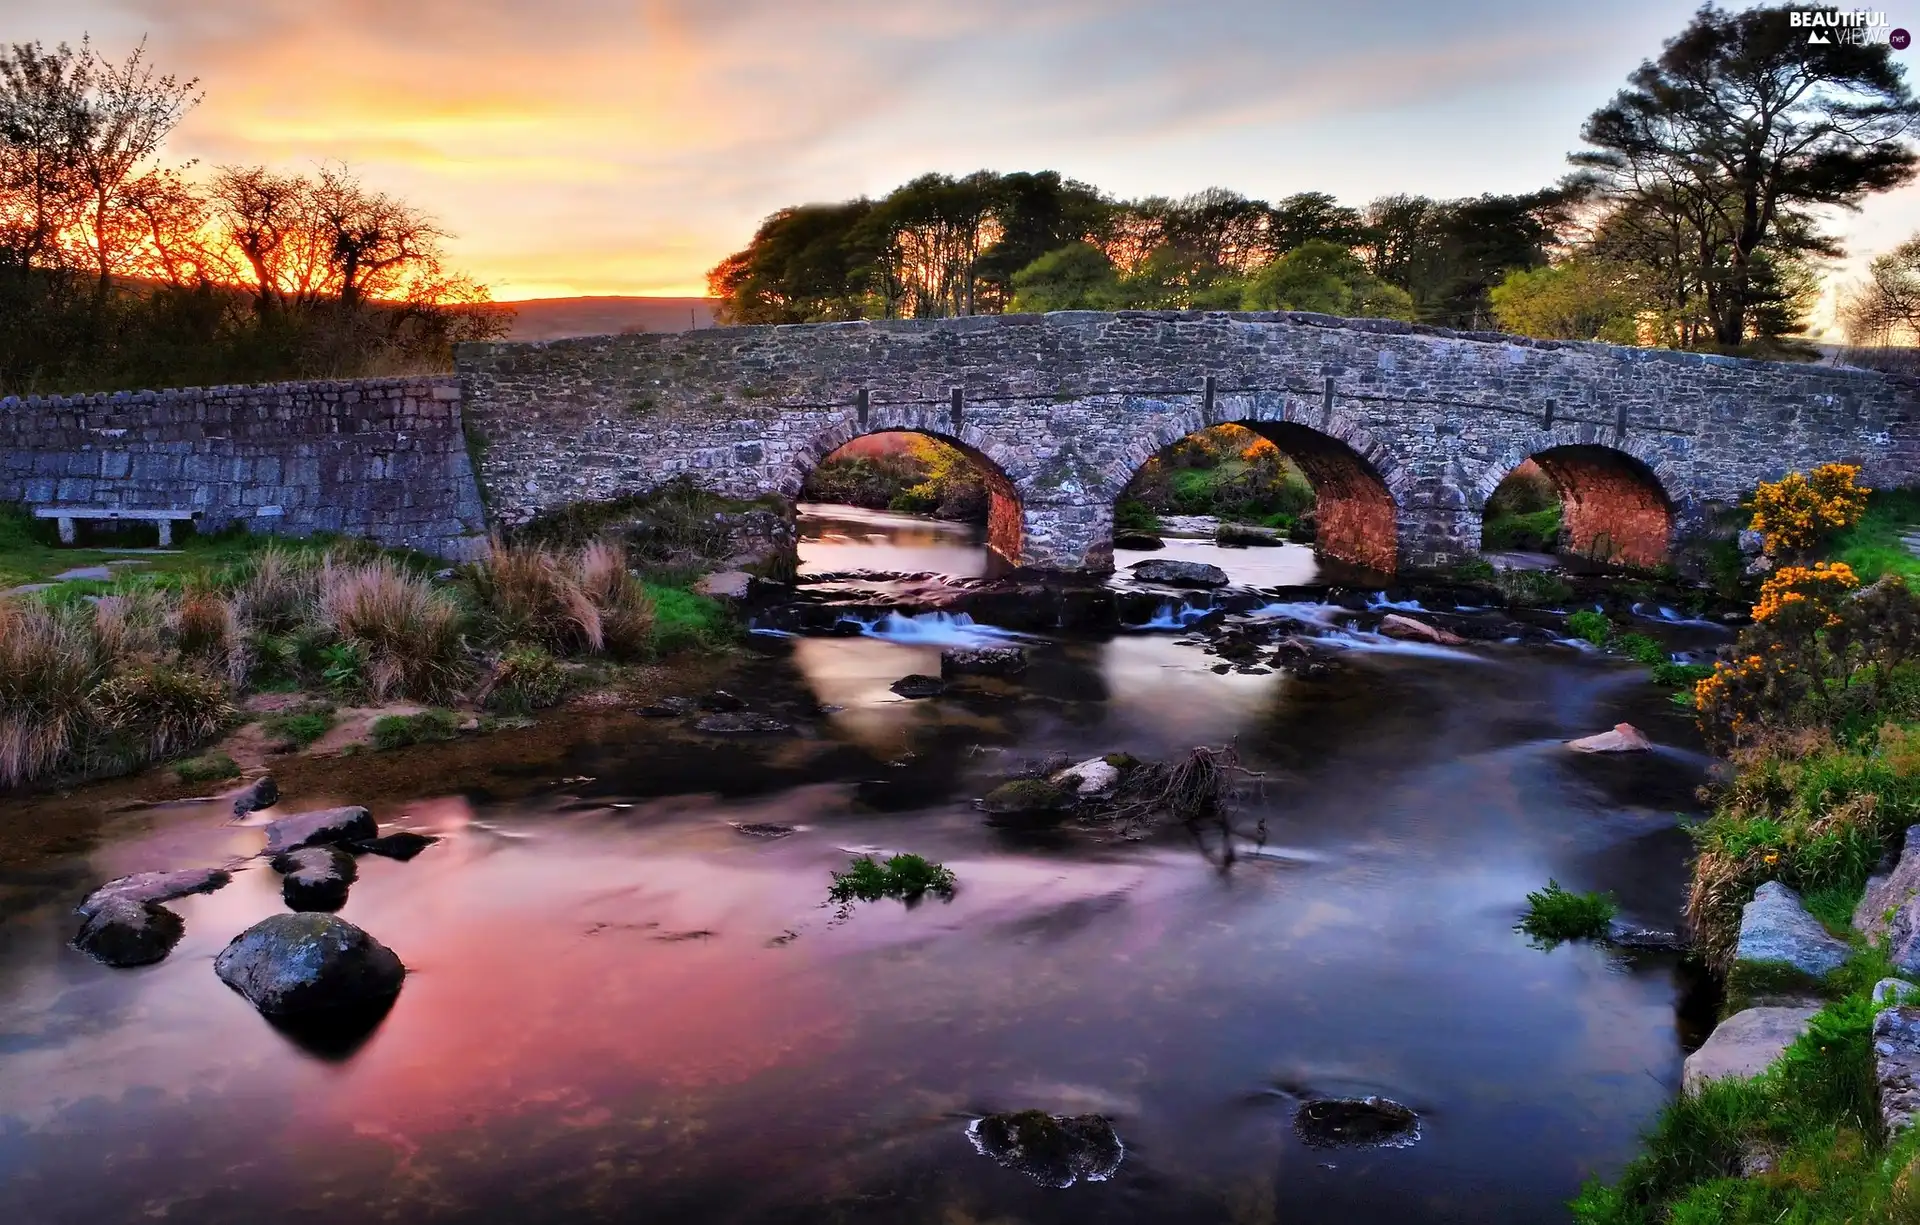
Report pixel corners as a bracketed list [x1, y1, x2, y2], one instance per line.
[0, 505, 1721, 1224]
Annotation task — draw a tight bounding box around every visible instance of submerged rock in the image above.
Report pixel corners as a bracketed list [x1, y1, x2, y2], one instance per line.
[1377, 613, 1466, 646]
[700, 690, 748, 712]
[214, 913, 405, 1022]
[351, 832, 440, 861]
[1216, 522, 1283, 547]
[982, 779, 1075, 827]
[1735, 881, 1851, 980]
[231, 774, 279, 817]
[1127, 558, 1229, 588]
[1606, 920, 1690, 953]
[731, 822, 797, 838]
[1567, 723, 1653, 754]
[694, 711, 793, 734]
[263, 806, 376, 855]
[967, 1111, 1124, 1188]
[1112, 531, 1164, 550]
[1293, 1097, 1420, 1149]
[941, 646, 1027, 677]
[272, 846, 358, 912]
[889, 674, 946, 699]
[73, 896, 185, 967]
[1857, 825, 1920, 942]
[76, 866, 231, 922]
[1875, 1006, 1920, 1134]
[638, 696, 698, 717]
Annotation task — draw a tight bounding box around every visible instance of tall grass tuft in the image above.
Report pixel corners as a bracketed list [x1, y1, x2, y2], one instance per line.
[90, 662, 234, 765]
[316, 560, 469, 701]
[91, 586, 170, 662]
[469, 537, 603, 653]
[0, 600, 102, 786]
[232, 542, 319, 635]
[574, 540, 654, 658]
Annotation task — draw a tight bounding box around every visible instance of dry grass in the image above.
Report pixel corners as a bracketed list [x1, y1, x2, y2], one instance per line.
[91, 587, 169, 662]
[0, 600, 102, 786]
[574, 540, 655, 658]
[91, 663, 235, 764]
[469, 536, 656, 658]
[316, 559, 469, 701]
[232, 542, 319, 635]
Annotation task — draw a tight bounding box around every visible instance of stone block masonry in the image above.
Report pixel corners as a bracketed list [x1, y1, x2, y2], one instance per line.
[456, 310, 1920, 573]
[0, 377, 487, 560]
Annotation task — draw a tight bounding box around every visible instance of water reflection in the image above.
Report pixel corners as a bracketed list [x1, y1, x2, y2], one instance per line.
[0, 512, 1714, 1225]
[798, 504, 989, 576]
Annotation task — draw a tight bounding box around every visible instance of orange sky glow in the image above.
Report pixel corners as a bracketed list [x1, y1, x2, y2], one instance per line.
[17, 0, 1920, 324]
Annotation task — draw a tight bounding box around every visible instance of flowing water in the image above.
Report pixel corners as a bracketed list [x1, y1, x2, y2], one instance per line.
[0, 507, 1722, 1224]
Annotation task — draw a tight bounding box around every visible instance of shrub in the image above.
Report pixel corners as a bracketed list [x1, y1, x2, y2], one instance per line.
[484, 646, 569, 713]
[316, 560, 469, 701]
[573, 540, 654, 659]
[1567, 609, 1614, 646]
[1651, 660, 1714, 688]
[1114, 499, 1162, 534]
[91, 663, 234, 765]
[260, 705, 336, 748]
[828, 852, 957, 904]
[1483, 505, 1562, 552]
[1517, 879, 1617, 944]
[369, 708, 463, 750]
[174, 751, 239, 783]
[469, 537, 602, 653]
[0, 600, 102, 786]
[1496, 569, 1573, 608]
[1749, 463, 1870, 556]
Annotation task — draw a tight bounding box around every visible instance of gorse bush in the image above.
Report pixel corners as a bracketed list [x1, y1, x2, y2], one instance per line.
[1748, 463, 1870, 556]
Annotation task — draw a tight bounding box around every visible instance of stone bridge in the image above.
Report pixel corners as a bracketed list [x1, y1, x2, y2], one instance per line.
[458, 311, 1920, 575]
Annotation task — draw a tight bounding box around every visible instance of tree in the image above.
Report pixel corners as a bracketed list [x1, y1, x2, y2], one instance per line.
[1006, 242, 1120, 312]
[1574, 3, 1920, 347]
[1489, 260, 1643, 342]
[1242, 239, 1416, 319]
[1844, 232, 1920, 343]
[971, 171, 1111, 310]
[860, 171, 1003, 317]
[708, 200, 878, 324]
[1268, 191, 1367, 254]
[311, 163, 446, 307]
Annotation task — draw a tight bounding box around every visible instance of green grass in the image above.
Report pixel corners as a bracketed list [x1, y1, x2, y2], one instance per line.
[644, 582, 734, 653]
[1616, 632, 1667, 666]
[368, 708, 463, 750]
[1483, 504, 1562, 552]
[827, 853, 957, 905]
[173, 751, 239, 783]
[1831, 487, 1920, 582]
[1653, 661, 1714, 688]
[0, 505, 333, 593]
[260, 706, 336, 748]
[1574, 950, 1906, 1224]
[1517, 879, 1617, 945]
[1567, 609, 1614, 646]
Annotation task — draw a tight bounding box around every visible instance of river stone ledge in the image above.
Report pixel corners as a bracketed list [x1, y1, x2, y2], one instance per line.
[1683, 1005, 1823, 1094]
[1734, 881, 1851, 981]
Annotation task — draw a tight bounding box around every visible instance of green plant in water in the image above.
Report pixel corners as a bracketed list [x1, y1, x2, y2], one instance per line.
[1518, 879, 1617, 945]
[369, 708, 463, 750]
[827, 853, 957, 905]
[1615, 632, 1667, 666]
[1567, 609, 1614, 646]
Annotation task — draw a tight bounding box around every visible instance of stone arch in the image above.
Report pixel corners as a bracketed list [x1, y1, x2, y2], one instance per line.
[1477, 439, 1675, 568]
[1109, 404, 1402, 573]
[791, 421, 1025, 565]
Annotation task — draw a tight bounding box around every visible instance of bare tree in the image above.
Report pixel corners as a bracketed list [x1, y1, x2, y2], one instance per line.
[311, 163, 448, 306]
[68, 37, 200, 292]
[0, 41, 89, 265]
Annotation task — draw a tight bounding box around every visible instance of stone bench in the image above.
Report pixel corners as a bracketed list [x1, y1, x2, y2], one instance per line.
[34, 505, 199, 547]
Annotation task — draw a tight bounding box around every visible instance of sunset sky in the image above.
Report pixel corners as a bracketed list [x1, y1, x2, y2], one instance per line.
[15, 0, 1920, 322]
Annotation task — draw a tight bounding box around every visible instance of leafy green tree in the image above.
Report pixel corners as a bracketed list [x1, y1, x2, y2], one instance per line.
[1489, 260, 1642, 342]
[1269, 191, 1367, 254]
[972, 171, 1111, 310]
[708, 200, 879, 324]
[1007, 242, 1120, 312]
[1242, 239, 1415, 319]
[1574, 2, 1920, 347]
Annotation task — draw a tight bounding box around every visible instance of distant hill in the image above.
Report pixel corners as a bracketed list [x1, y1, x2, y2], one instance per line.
[500, 296, 720, 341]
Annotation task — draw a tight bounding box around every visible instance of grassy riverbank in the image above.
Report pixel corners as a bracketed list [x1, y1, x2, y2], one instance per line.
[0, 508, 737, 792]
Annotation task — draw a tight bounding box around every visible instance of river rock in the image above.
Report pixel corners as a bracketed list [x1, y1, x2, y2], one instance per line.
[1735, 881, 1851, 979]
[694, 711, 793, 734]
[1112, 531, 1164, 550]
[699, 690, 747, 712]
[1567, 723, 1654, 753]
[1683, 1005, 1821, 1093]
[1377, 614, 1466, 646]
[693, 569, 752, 599]
[73, 896, 185, 967]
[1127, 558, 1229, 588]
[1856, 824, 1920, 941]
[1050, 756, 1121, 797]
[966, 1111, 1123, 1188]
[263, 805, 376, 855]
[231, 774, 279, 817]
[1216, 523, 1283, 547]
[76, 866, 232, 921]
[1606, 920, 1690, 952]
[889, 674, 946, 698]
[982, 779, 1074, 827]
[1876, 1006, 1920, 1134]
[940, 646, 1027, 677]
[351, 831, 439, 861]
[1738, 528, 1767, 555]
[214, 913, 405, 1022]
[1293, 1097, 1420, 1149]
[272, 846, 358, 912]
[638, 696, 697, 717]
[1876, 979, 1920, 1006]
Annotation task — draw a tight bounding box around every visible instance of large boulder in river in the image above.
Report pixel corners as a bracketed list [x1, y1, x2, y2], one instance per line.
[1127, 558, 1229, 588]
[231, 774, 279, 817]
[76, 866, 231, 921]
[1856, 824, 1920, 942]
[272, 846, 358, 912]
[1683, 1004, 1821, 1093]
[1112, 531, 1164, 551]
[941, 646, 1027, 677]
[1216, 523, 1283, 547]
[73, 896, 184, 967]
[1567, 723, 1653, 754]
[890, 674, 946, 699]
[1735, 881, 1851, 981]
[1294, 1097, 1420, 1149]
[263, 805, 375, 855]
[1377, 614, 1465, 646]
[1050, 756, 1121, 797]
[967, 1111, 1124, 1188]
[214, 913, 405, 1022]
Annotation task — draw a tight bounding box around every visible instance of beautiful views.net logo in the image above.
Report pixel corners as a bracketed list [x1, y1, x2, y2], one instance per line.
[1790, 10, 1910, 46]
